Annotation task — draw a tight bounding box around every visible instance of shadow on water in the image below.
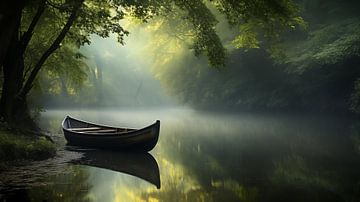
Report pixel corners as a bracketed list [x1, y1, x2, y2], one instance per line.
[67, 148, 161, 189]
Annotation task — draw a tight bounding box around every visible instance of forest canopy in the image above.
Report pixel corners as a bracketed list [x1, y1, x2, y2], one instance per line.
[1, 0, 360, 129]
[0, 0, 306, 128]
[132, 0, 360, 113]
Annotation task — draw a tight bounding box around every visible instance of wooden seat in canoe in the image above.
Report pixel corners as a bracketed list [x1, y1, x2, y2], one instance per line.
[69, 127, 102, 132]
[79, 129, 118, 133]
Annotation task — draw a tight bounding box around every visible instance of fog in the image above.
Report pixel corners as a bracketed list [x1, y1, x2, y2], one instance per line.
[76, 13, 234, 110]
[79, 31, 176, 108]
[35, 10, 237, 110]
[26, 108, 360, 201]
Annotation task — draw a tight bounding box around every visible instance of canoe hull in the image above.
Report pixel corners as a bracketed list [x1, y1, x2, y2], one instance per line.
[62, 116, 160, 151]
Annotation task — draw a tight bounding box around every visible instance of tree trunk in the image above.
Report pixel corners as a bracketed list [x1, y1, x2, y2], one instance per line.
[94, 62, 103, 105]
[0, 1, 44, 130]
[0, 20, 36, 129]
[60, 76, 69, 97]
[0, 1, 25, 68]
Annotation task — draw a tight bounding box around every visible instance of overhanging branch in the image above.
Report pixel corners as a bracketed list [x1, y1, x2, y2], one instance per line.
[20, 0, 84, 98]
[19, 0, 46, 56]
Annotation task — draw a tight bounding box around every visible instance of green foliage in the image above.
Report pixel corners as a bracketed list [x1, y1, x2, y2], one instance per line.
[273, 18, 360, 73]
[232, 24, 260, 49]
[0, 127, 56, 162]
[16, 0, 305, 110]
[22, 0, 131, 105]
[119, 0, 304, 67]
[146, 0, 360, 113]
[72, 0, 128, 45]
[211, 0, 306, 50]
[152, 47, 297, 111]
[173, 0, 226, 67]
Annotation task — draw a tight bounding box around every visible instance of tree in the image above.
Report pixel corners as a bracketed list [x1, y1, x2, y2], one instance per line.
[0, 0, 303, 130]
[0, 0, 127, 129]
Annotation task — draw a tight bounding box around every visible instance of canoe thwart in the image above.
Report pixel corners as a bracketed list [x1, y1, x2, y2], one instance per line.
[79, 129, 118, 133]
[69, 127, 102, 131]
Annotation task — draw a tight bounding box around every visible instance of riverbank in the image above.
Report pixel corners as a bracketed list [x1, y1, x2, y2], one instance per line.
[0, 123, 56, 169]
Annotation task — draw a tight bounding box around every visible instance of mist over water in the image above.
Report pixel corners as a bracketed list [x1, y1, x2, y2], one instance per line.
[2, 108, 350, 201]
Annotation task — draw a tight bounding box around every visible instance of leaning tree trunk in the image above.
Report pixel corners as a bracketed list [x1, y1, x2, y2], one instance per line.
[0, 5, 33, 127]
[0, 0, 45, 130]
[94, 57, 104, 105]
[0, 40, 36, 129]
[0, 1, 25, 68]
[0, 23, 37, 129]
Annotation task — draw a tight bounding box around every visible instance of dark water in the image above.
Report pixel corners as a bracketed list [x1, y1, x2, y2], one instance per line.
[1, 108, 360, 201]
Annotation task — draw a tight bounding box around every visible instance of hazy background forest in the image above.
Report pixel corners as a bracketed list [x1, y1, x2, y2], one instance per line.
[21, 0, 360, 115]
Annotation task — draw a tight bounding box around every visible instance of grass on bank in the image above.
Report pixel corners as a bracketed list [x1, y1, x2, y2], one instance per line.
[0, 126, 56, 163]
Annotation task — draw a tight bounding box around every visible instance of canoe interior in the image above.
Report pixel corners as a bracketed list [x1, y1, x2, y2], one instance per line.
[63, 116, 136, 134]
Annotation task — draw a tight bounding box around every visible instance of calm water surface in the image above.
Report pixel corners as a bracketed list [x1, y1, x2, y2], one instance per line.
[1, 108, 360, 201]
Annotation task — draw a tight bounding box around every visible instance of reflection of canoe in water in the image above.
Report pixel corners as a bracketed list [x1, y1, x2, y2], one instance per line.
[69, 149, 161, 189]
[62, 116, 160, 151]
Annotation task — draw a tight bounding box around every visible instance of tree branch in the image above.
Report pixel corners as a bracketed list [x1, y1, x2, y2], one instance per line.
[19, 0, 46, 56]
[45, 0, 68, 11]
[20, 0, 84, 98]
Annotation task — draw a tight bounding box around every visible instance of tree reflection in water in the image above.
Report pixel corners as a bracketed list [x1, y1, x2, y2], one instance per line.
[28, 166, 92, 202]
[135, 114, 360, 202]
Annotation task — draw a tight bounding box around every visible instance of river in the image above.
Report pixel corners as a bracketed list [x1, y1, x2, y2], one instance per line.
[1, 108, 360, 201]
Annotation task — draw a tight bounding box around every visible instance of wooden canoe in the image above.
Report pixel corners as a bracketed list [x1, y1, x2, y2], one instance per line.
[62, 116, 160, 151]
